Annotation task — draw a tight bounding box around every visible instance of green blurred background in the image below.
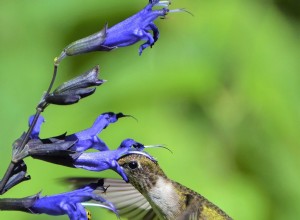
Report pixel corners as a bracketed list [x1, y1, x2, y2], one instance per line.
[0, 0, 299, 219]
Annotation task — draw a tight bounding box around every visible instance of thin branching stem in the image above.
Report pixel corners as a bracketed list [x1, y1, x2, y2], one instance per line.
[0, 65, 59, 194]
[45, 64, 58, 97]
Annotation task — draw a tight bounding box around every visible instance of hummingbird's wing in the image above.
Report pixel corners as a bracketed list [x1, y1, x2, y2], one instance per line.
[98, 178, 158, 220]
[65, 177, 159, 220]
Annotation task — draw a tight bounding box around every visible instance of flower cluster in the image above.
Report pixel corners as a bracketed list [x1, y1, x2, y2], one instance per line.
[28, 112, 151, 181]
[0, 0, 185, 219]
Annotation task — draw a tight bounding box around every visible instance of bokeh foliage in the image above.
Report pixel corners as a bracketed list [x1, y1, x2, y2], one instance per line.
[0, 0, 299, 219]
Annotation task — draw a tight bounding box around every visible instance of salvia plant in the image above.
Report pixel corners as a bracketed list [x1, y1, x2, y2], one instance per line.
[0, 0, 187, 220]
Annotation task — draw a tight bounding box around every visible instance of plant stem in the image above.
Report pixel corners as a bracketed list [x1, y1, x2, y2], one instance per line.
[0, 64, 59, 194]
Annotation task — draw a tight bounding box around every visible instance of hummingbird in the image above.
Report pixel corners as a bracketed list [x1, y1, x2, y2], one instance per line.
[67, 153, 232, 220]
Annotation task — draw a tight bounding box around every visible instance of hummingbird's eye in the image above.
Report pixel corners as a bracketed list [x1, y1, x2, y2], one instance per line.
[128, 161, 138, 169]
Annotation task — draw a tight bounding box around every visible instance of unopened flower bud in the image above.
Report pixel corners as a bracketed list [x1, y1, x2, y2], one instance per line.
[45, 65, 105, 105]
[55, 24, 107, 64]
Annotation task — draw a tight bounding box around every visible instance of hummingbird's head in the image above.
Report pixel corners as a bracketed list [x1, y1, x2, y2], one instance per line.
[117, 153, 166, 193]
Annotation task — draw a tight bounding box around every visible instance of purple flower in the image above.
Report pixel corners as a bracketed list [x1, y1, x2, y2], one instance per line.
[0, 182, 117, 220]
[66, 112, 127, 152]
[73, 139, 147, 181]
[31, 183, 117, 219]
[29, 138, 150, 182]
[28, 112, 128, 152]
[55, 1, 183, 62]
[99, 1, 171, 55]
[28, 115, 45, 139]
[26, 112, 152, 181]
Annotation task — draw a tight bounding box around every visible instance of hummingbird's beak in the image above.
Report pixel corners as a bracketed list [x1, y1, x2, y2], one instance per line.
[120, 151, 157, 162]
[144, 145, 173, 154]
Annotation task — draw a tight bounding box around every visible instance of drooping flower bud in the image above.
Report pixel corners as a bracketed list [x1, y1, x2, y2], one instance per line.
[45, 65, 105, 105]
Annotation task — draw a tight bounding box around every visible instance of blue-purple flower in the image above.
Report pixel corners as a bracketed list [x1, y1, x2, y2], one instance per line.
[28, 112, 127, 152]
[55, 1, 183, 63]
[0, 181, 117, 220]
[28, 115, 45, 139]
[72, 139, 147, 181]
[66, 112, 127, 152]
[26, 112, 151, 181]
[28, 136, 150, 182]
[98, 1, 171, 55]
[25, 111, 164, 183]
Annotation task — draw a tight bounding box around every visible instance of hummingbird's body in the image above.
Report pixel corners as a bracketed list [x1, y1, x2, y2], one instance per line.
[68, 153, 232, 219]
[144, 176, 231, 220]
[114, 154, 232, 220]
